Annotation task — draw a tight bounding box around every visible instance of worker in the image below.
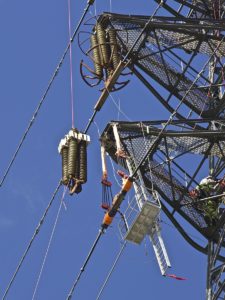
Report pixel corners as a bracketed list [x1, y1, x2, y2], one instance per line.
[195, 176, 217, 198]
[189, 175, 225, 226]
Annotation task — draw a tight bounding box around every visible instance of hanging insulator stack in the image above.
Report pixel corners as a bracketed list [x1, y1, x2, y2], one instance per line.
[90, 34, 103, 79]
[96, 23, 110, 69]
[58, 129, 90, 195]
[68, 133, 79, 179]
[79, 20, 130, 91]
[108, 28, 120, 70]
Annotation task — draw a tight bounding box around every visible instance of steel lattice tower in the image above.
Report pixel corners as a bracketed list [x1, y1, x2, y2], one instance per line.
[80, 1, 225, 299]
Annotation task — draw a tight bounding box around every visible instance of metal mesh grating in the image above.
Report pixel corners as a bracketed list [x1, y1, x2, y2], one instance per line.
[171, 0, 225, 16]
[143, 161, 207, 228]
[101, 121, 225, 230]
[96, 13, 225, 116]
[136, 47, 212, 113]
[147, 30, 225, 57]
[119, 126, 225, 158]
[123, 137, 207, 228]
[109, 17, 225, 57]
[189, 0, 225, 11]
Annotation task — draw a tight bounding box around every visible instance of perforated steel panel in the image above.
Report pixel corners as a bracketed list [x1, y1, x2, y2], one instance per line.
[101, 121, 225, 231]
[96, 13, 225, 117]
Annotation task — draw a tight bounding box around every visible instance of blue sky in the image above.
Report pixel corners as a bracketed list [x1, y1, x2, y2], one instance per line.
[0, 1, 208, 299]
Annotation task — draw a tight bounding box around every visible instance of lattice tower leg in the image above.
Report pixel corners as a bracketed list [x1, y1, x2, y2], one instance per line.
[206, 216, 225, 300]
[207, 240, 213, 300]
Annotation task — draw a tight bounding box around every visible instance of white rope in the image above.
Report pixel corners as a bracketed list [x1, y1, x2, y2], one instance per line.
[107, 90, 132, 121]
[117, 98, 121, 121]
[31, 187, 67, 299]
[93, 120, 101, 138]
[109, 157, 122, 188]
[96, 242, 127, 300]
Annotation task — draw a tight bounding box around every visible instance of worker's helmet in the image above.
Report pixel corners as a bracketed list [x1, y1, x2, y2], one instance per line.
[200, 176, 214, 186]
[200, 178, 209, 185]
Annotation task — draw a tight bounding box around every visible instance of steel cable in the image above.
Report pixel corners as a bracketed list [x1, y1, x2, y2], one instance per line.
[66, 229, 104, 300]
[0, 0, 95, 188]
[96, 242, 127, 300]
[2, 181, 62, 299]
[31, 186, 67, 300]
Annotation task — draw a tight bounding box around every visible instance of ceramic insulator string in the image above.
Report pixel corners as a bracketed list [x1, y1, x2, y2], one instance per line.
[96, 24, 110, 67]
[108, 29, 120, 70]
[68, 137, 79, 178]
[61, 146, 69, 185]
[79, 140, 87, 183]
[91, 34, 103, 78]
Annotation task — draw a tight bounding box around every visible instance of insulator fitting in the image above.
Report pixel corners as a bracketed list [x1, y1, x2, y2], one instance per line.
[67, 130, 91, 143]
[58, 137, 67, 154]
[58, 137, 69, 185]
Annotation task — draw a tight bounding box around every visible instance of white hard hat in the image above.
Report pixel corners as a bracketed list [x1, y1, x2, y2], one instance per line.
[200, 176, 215, 186]
[200, 178, 208, 185]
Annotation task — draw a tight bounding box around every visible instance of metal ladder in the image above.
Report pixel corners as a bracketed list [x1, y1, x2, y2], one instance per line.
[112, 124, 171, 275]
[149, 222, 171, 276]
[126, 157, 171, 275]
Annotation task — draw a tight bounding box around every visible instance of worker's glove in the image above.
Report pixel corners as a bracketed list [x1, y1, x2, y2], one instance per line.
[189, 189, 199, 199]
[219, 179, 225, 189]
